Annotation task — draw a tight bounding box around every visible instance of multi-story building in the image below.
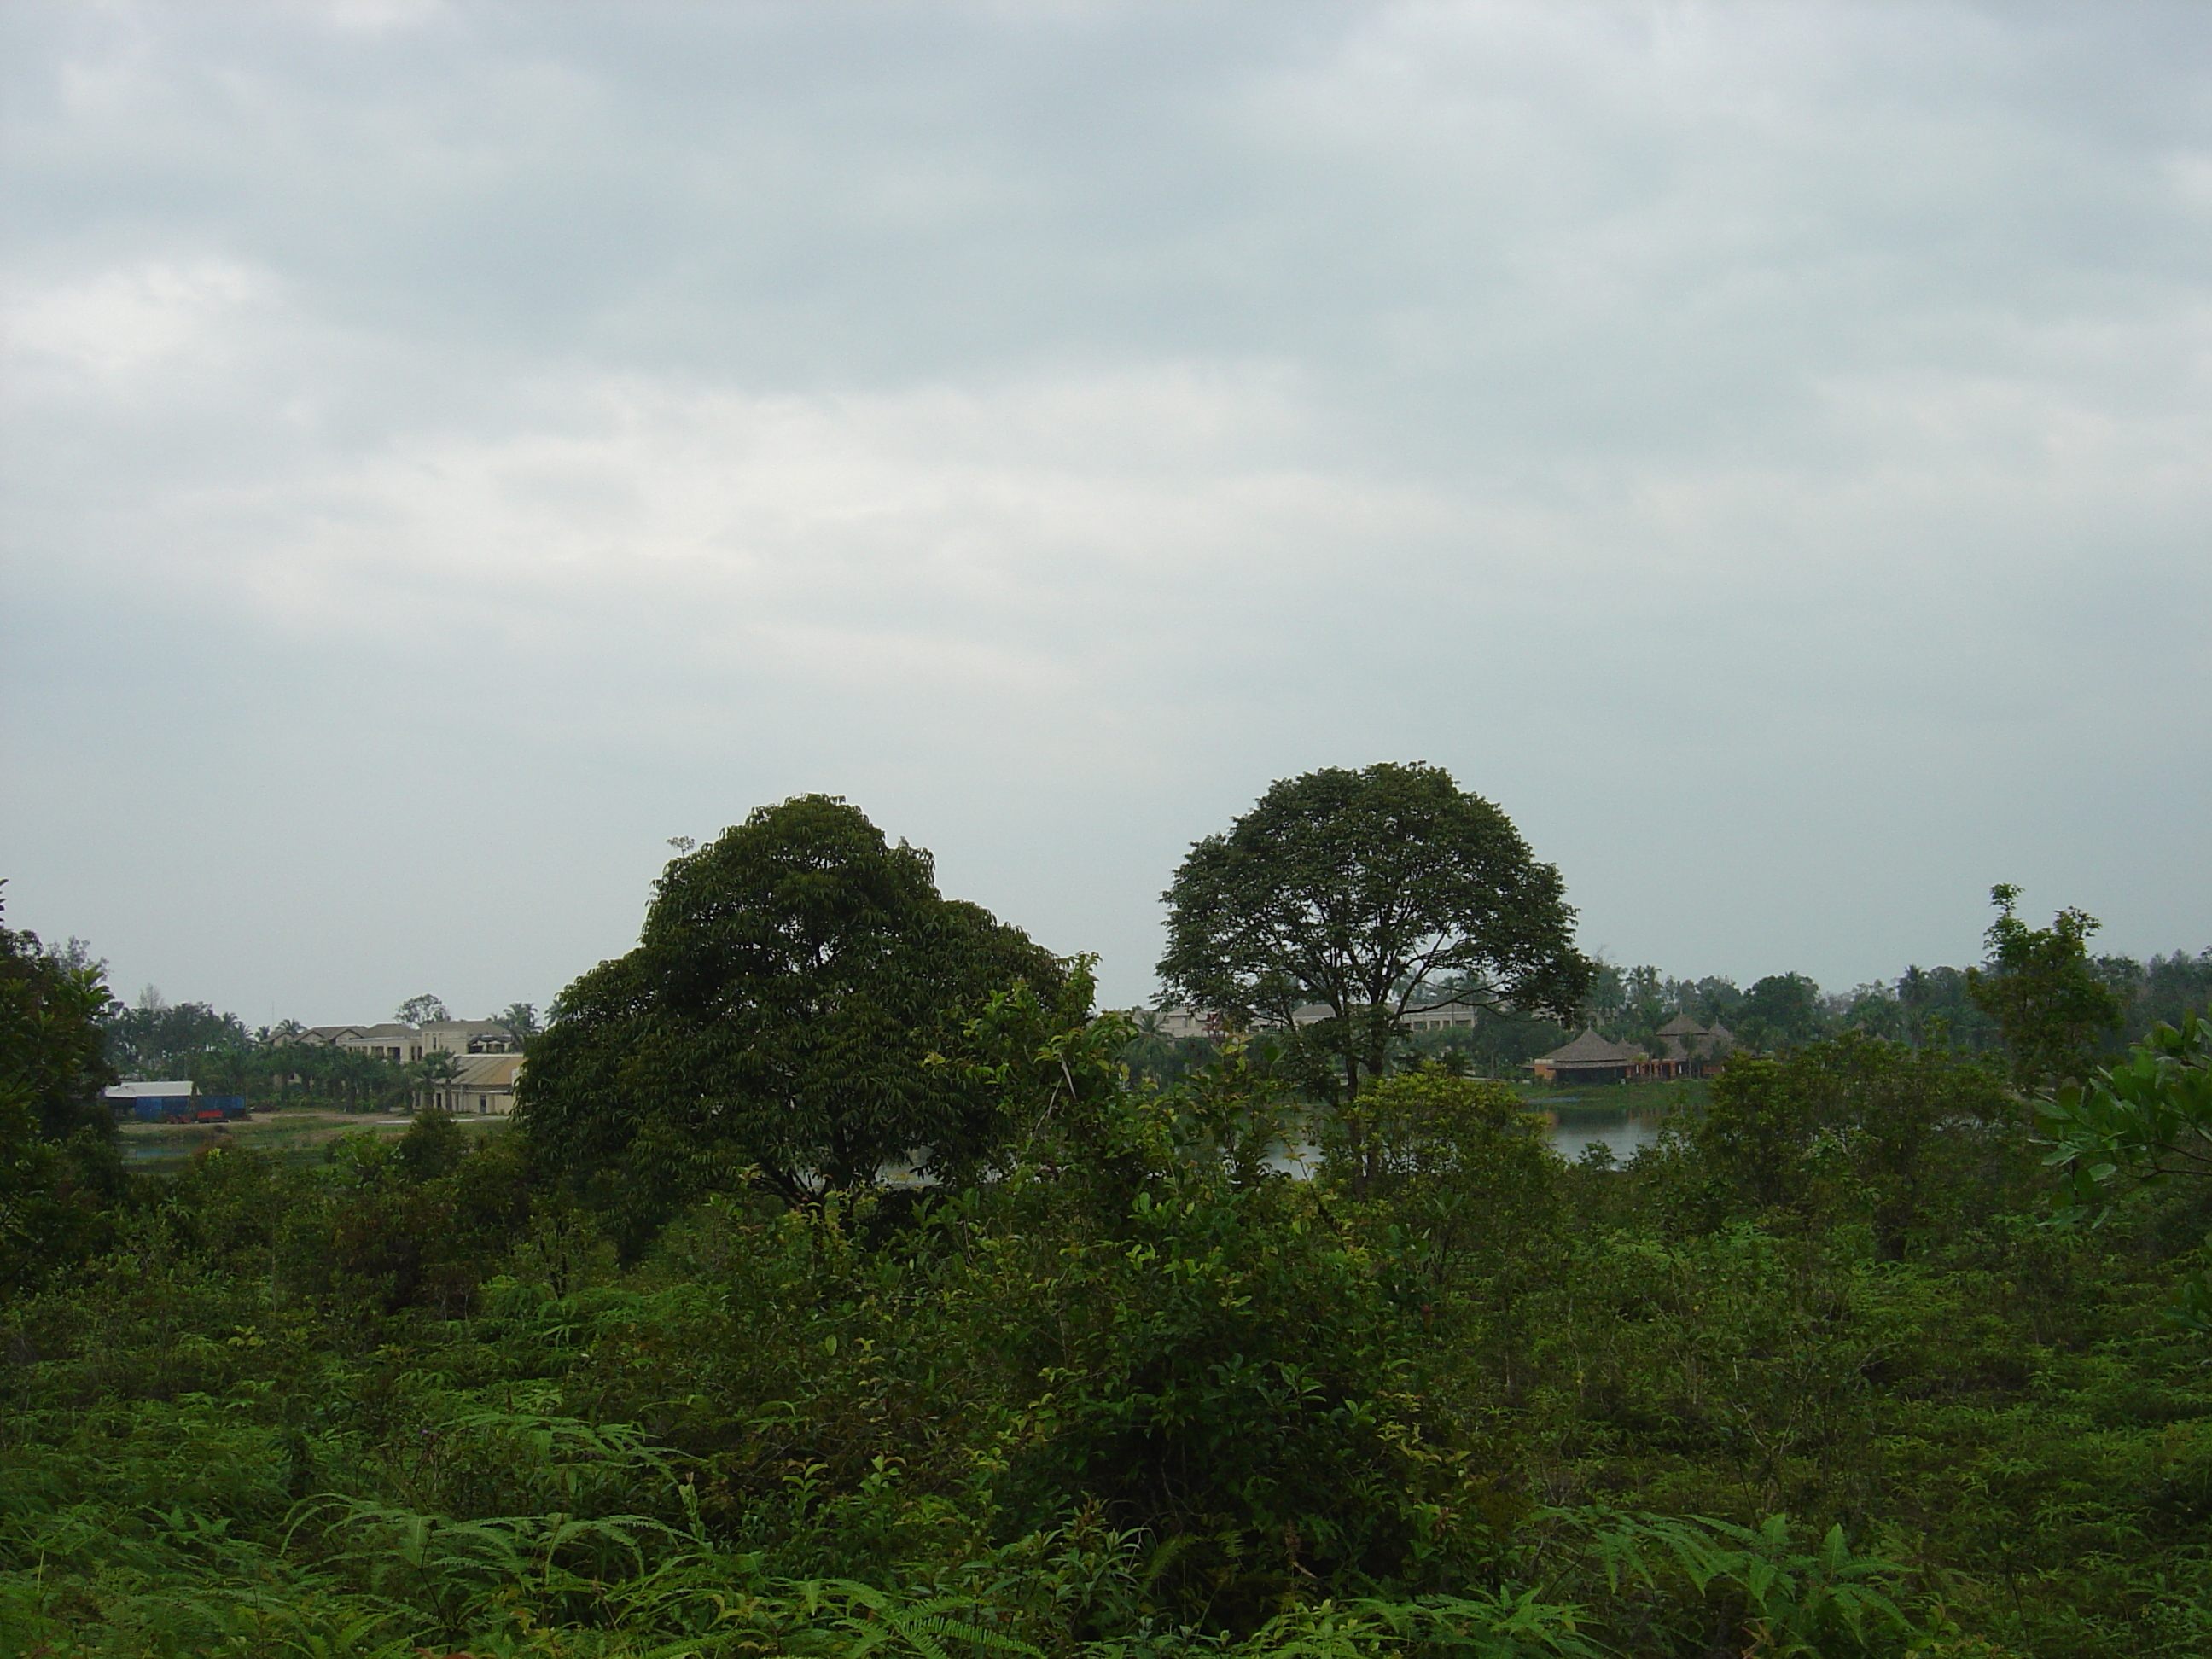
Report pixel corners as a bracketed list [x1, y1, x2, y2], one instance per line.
[292, 1021, 524, 1114]
[309, 1020, 521, 1062]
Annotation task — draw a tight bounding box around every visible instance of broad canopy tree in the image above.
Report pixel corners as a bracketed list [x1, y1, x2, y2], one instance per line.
[1966, 884, 2124, 1091]
[100, 990, 251, 1079]
[1158, 762, 1592, 1103]
[0, 884, 122, 1289]
[520, 796, 1062, 1247]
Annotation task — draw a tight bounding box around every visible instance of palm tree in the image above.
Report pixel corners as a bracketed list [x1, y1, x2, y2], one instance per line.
[406, 1050, 463, 1115]
[1121, 1009, 1181, 1089]
[490, 1003, 540, 1052]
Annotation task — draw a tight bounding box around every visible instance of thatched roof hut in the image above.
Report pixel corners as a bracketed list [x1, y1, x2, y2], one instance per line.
[1529, 1027, 1647, 1084]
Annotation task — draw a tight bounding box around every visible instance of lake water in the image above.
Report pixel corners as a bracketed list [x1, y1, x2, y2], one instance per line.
[1265, 1108, 1666, 1177]
[1547, 1113, 1665, 1163]
[118, 1114, 416, 1171]
[124, 1107, 1668, 1180]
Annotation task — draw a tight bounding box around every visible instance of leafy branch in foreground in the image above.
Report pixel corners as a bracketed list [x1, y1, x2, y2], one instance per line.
[2039, 1013, 2212, 1329]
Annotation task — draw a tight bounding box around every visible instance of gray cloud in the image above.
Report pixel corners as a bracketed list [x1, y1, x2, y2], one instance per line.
[3, 0, 2208, 1022]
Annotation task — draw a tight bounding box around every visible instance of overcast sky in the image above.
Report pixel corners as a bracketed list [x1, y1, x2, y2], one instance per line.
[3, 0, 2207, 1025]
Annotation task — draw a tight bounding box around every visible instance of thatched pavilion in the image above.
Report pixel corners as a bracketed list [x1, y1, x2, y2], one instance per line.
[1528, 1028, 1649, 1085]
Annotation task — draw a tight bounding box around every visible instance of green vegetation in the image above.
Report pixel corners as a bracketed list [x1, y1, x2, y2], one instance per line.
[92, 985, 415, 1112]
[1158, 764, 1592, 1105]
[1130, 888, 2210, 1092]
[91, 974, 547, 1118]
[520, 796, 1064, 1252]
[114, 1109, 503, 1176]
[2039, 1011, 2212, 1330]
[6, 820, 2212, 1657]
[1965, 885, 2126, 1091]
[1, 887, 123, 1293]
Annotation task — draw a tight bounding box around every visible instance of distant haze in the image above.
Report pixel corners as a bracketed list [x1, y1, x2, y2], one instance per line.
[3, 2, 2208, 1025]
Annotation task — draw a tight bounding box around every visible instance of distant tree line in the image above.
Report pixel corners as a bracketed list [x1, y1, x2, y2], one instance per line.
[1128, 934, 2210, 1091]
[90, 984, 543, 1113]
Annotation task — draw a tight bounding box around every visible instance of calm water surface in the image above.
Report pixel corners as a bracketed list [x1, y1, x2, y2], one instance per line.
[1266, 1105, 1667, 1176]
[1547, 1113, 1665, 1162]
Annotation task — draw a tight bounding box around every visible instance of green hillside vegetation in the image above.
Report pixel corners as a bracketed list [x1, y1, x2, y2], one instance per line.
[6, 812, 2212, 1657]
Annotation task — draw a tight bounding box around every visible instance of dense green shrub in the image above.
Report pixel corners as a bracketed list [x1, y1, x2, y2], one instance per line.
[6, 1032, 2212, 1656]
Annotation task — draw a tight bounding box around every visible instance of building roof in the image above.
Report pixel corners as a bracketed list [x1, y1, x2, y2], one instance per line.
[452, 1054, 521, 1087]
[1655, 1014, 1709, 1038]
[1534, 1028, 1647, 1068]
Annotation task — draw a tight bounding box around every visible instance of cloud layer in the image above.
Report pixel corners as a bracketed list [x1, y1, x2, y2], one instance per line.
[4, 1, 2208, 1021]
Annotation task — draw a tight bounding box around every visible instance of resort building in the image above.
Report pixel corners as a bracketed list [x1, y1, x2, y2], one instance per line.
[1651, 1014, 1736, 1077]
[1528, 1029, 1649, 1085]
[289, 1021, 525, 1114]
[428, 1053, 521, 1116]
[1528, 1016, 1737, 1085]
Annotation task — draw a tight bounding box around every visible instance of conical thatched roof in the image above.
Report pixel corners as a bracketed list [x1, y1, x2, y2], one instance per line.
[1534, 1027, 1646, 1067]
[1655, 1013, 1708, 1039]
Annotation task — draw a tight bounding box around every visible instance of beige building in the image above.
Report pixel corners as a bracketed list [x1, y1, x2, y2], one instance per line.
[294, 1021, 524, 1114]
[1400, 1008, 1481, 1035]
[432, 1052, 521, 1116]
[317, 1020, 521, 1062]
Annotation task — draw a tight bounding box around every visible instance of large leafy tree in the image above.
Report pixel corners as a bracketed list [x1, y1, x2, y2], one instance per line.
[100, 988, 252, 1079]
[1966, 884, 2123, 1091]
[1158, 762, 1592, 1103]
[395, 992, 451, 1026]
[0, 886, 122, 1289]
[520, 795, 1063, 1248]
[1737, 971, 1830, 1050]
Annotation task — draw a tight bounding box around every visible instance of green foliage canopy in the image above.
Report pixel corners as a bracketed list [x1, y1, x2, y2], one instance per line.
[16, 874, 2212, 1655]
[1735, 973, 1827, 1051]
[0, 886, 121, 1289]
[2040, 1013, 2212, 1330]
[520, 795, 1063, 1243]
[9, 1006, 2212, 1654]
[491, 1000, 540, 1047]
[99, 990, 251, 1080]
[395, 992, 452, 1025]
[1692, 1033, 2017, 1256]
[1967, 884, 2124, 1091]
[1158, 763, 1592, 1103]
[1321, 1069, 1562, 1283]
